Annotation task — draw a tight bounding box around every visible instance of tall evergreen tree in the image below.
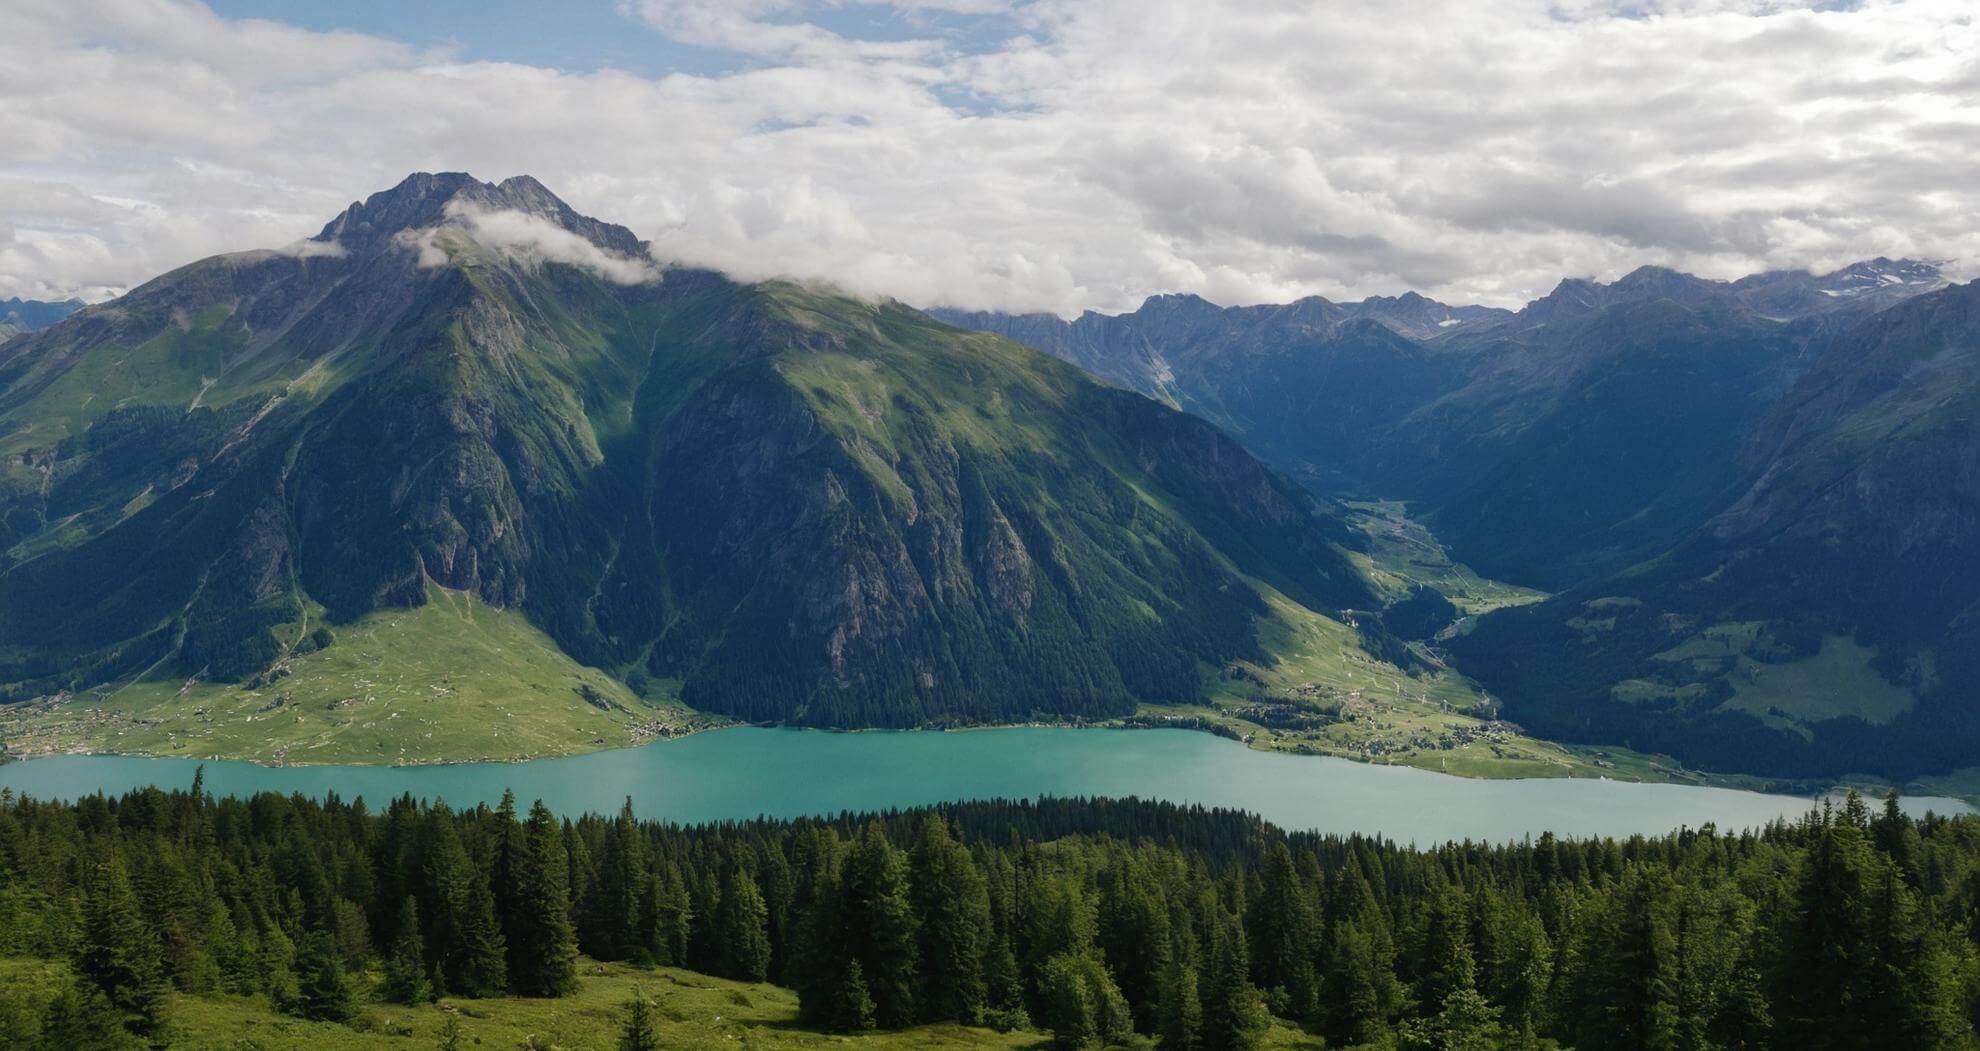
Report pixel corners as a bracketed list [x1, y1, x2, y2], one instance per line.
[381, 896, 434, 1004]
[1248, 842, 1319, 1022]
[74, 850, 169, 1042]
[617, 990, 660, 1051]
[35, 978, 134, 1051]
[506, 801, 579, 997]
[908, 814, 989, 1024]
[831, 824, 919, 1028]
[287, 930, 357, 1022]
[584, 799, 649, 961]
[716, 865, 773, 982]
[1201, 911, 1269, 1051]
[422, 804, 507, 997]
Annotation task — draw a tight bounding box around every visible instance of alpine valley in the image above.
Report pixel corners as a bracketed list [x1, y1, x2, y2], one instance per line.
[938, 258, 1980, 784]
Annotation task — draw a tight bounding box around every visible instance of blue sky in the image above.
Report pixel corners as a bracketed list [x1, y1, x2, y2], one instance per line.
[204, 1, 1020, 78]
[206, 1, 732, 76]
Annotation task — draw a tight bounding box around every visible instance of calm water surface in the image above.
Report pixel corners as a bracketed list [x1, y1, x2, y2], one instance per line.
[0, 727, 1965, 843]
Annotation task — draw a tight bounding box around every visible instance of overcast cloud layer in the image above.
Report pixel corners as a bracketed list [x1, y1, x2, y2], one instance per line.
[3, 0, 1978, 312]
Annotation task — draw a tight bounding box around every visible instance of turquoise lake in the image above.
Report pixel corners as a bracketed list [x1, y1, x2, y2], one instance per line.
[0, 726, 1965, 843]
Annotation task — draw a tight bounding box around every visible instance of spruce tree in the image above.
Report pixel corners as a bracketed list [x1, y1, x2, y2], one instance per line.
[1773, 803, 1877, 1046]
[1160, 959, 1204, 1051]
[423, 804, 508, 997]
[1249, 842, 1318, 1023]
[1097, 853, 1173, 1033]
[74, 850, 169, 1042]
[832, 958, 877, 1032]
[488, 791, 527, 967]
[1415, 887, 1479, 1009]
[506, 801, 579, 997]
[908, 814, 989, 1024]
[617, 990, 660, 1051]
[585, 799, 649, 960]
[832, 823, 918, 1027]
[1201, 912, 1268, 1051]
[716, 865, 773, 982]
[288, 930, 358, 1022]
[381, 896, 434, 1004]
[36, 978, 133, 1051]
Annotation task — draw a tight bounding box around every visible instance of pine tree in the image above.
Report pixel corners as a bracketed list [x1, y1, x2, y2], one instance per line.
[651, 861, 693, 967]
[1249, 842, 1319, 1023]
[1035, 951, 1132, 1049]
[423, 804, 507, 997]
[585, 799, 649, 960]
[36, 978, 133, 1051]
[1416, 887, 1478, 1008]
[73, 850, 169, 1042]
[505, 801, 578, 997]
[1201, 912, 1268, 1051]
[716, 865, 773, 982]
[1098, 853, 1172, 1034]
[1773, 803, 1878, 1046]
[908, 814, 989, 1024]
[1399, 987, 1504, 1051]
[617, 990, 660, 1051]
[1160, 959, 1204, 1051]
[1566, 866, 1679, 1050]
[381, 897, 433, 1004]
[436, 1013, 465, 1051]
[488, 791, 527, 967]
[832, 958, 877, 1032]
[287, 930, 358, 1022]
[831, 823, 918, 1027]
[1321, 870, 1401, 1046]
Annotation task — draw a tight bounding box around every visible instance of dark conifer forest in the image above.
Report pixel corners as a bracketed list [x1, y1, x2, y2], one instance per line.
[2, 781, 1978, 1048]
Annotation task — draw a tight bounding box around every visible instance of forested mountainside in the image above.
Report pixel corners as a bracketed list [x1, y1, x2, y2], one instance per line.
[942, 264, 1980, 782]
[0, 172, 1379, 733]
[935, 259, 1945, 589]
[0, 298, 84, 342]
[1, 786, 1974, 1049]
[1456, 278, 1980, 780]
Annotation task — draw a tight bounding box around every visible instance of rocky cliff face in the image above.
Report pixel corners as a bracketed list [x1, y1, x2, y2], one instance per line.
[0, 174, 1376, 729]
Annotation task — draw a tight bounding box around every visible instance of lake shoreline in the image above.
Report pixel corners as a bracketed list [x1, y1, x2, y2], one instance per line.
[2, 725, 1969, 845]
[0, 716, 1941, 806]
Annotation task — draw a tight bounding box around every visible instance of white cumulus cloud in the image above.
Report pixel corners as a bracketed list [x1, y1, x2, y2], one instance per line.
[393, 202, 662, 285]
[2, 0, 1978, 314]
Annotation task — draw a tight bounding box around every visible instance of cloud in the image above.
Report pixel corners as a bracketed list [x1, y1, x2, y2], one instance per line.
[275, 238, 348, 260]
[2, 0, 1979, 312]
[393, 202, 662, 285]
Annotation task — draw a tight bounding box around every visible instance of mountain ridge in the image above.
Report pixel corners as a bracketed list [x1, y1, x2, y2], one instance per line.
[0, 173, 1408, 747]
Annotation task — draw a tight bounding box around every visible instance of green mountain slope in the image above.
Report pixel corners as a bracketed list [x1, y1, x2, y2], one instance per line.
[940, 264, 1944, 591]
[0, 173, 1400, 746]
[1453, 279, 1980, 779]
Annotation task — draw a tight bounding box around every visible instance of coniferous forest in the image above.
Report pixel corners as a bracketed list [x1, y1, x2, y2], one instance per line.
[2, 781, 1978, 1049]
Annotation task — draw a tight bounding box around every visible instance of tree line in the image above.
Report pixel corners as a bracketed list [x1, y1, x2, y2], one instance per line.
[1, 779, 1978, 1048]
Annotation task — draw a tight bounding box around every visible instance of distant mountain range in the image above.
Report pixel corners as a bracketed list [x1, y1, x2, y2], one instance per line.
[940, 258, 1980, 780]
[0, 173, 1382, 735]
[0, 297, 84, 341]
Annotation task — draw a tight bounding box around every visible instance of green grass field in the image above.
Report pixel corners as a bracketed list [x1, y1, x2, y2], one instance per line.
[1342, 499, 1548, 615]
[0, 585, 713, 766]
[0, 955, 1334, 1050]
[1136, 584, 1620, 781]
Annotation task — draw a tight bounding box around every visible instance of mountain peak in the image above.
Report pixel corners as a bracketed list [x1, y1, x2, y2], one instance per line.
[310, 172, 645, 259]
